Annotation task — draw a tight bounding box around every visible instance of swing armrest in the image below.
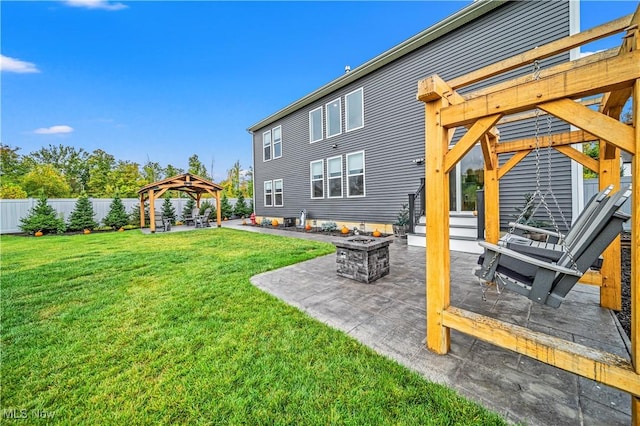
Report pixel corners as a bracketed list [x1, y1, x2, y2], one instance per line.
[478, 241, 582, 277]
[508, 222, 564, 240]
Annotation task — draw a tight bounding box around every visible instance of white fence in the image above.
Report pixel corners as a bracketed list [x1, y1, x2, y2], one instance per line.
[0, 197, 236, 234]
[584, 177, 632, 231]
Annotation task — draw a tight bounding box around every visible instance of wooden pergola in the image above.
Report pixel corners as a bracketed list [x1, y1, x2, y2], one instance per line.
[417, 6, 639, 422]
[138, 173, 223, 232]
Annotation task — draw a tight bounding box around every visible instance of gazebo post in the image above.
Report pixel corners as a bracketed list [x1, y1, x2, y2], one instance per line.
[139, 195, 146, 229]
[215, 190, 222, 227]
[149, 189, 156, 233]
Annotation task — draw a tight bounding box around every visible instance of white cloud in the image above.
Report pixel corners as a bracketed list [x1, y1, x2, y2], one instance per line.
[64, 0, 128, 11]
[0, 55, 40, 73]
[579, 49, 604, 59]
[34, 125, 74, 135]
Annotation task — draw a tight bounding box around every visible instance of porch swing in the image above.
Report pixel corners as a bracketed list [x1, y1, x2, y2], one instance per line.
[474, 63, 631, 307]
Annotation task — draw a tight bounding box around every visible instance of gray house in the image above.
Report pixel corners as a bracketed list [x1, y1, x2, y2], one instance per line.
[248, 0, 581, 252]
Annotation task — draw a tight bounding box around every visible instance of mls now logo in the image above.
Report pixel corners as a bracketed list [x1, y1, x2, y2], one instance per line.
[3, 409, 27, 419]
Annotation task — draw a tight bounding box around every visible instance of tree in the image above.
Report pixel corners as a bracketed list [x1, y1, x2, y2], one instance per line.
[86, 149, 116, 197]
[1, 144, 30, 186]
[29, 144, 89, 195]
[142, 160, 163, 184]
[22, 164, 72, 198]
[67, 194, 98, 231]
[233, 192, 249, 218]
[220, 193, 233, 219]
[164, 164, 184, 179]
[103, 195, 129, 230]
[161, 197, 176, 224]
[0, 183, 27, 199]
[182, 197, 196, 220]
[105, 161, 144, 197]
[188, 154, 209, 179]
[19, 194, 66, 235]
[129, 202, 149, 227]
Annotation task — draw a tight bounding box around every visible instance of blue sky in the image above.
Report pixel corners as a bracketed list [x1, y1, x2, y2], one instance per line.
[2, 1, 638, 182]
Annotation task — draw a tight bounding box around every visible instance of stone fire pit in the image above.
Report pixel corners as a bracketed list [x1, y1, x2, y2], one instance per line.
[332, 236, 392, 283]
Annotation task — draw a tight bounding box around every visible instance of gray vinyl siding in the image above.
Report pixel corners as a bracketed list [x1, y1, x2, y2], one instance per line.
[252, 0, 572, 229]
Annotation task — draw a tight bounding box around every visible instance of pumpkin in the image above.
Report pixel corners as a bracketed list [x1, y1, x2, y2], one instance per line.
[83, 229, 91, 234]
[272, 219, 279, 227]
[305, 224, 312, 231]
[341, 225, 350, 235]
[118, 227, 125, 232]
[372, 229, 382, 237]
[35, 230, 43, 237]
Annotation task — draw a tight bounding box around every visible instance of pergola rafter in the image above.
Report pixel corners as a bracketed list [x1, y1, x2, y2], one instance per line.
[418, 6, 640, 423]
[137, 173, 223, 232]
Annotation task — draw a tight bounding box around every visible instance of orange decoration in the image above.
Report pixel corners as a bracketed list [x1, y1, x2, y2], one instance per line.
[372, 229, 382, 237]
[305, 224, 312, 231]
[341, 225, 350, 234]
[84, 229, 91, 234]
[272, 219, 279, 227]
[35, 231, 43, 237]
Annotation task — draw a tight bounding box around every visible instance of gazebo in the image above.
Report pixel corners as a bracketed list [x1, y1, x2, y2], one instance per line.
[138, 173, 223, 232]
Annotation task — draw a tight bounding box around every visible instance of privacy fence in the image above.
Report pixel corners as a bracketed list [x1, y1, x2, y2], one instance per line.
[0, 197, 237, 234]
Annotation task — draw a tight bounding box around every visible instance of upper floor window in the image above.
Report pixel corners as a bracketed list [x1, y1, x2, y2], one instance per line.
[346, 151, 365, 197]
[345, 88, 364, 132]
[274, 179, 283, 207]
[327, 155, 343, 198]
[263, 130, 272, 161]
[326, 98, 342, 138]
[310, 160, 324, 199]
[264, 180, 273, 206]
[309, 107, 323, 143]
[272, 126, 282, 159]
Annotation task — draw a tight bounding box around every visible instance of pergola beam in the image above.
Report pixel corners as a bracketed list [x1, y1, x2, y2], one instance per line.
[441, 50, 640, 128]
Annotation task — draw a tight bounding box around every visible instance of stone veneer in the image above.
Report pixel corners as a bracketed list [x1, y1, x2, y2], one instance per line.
[332, 237, 392, 283]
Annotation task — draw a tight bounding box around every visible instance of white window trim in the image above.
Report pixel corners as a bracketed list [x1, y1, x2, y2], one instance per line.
[264, 180, 273, 207]
[273, 178, 283, 207]
[272, 125, 282, 159]
[325, 97, 342, 139]
[310, 159, 324, 199]
[262, 130, 272, 162]
[345, 87, 364, 133]
[309, 107, 323, 143]
[346, 150, 365, 198]
[327, 155, 343, 198]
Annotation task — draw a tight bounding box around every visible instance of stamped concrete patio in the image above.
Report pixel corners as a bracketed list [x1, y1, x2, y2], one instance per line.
[228, 220, 631, 425]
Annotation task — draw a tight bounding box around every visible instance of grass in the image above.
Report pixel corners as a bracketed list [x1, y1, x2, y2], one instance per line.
[1, 229, 506, 424]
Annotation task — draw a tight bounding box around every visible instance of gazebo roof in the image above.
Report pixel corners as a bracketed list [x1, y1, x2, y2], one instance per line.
[138, 173, 223, 197]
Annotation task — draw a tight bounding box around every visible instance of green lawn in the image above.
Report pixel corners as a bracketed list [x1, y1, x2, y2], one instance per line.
[1, 229, 506, 424]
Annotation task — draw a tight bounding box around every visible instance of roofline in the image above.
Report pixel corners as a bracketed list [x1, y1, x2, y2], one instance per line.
[247, 0, 507, 133]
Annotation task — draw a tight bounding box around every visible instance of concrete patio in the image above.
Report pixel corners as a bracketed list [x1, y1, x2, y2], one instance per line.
[216, 221, 631, 424]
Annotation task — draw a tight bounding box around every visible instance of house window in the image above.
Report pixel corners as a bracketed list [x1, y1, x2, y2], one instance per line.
[346, 151, 365, 197]
[273, 126, 282, 159]
[274, 179, 283, 207]
[327, 156, 343, 198]
[310, 160, 324, 199]
[309, 107, 323, 143]
[326, 98, 342, 138]
[264, 180, 273, 206]
[345, 88, 364, 132]
[263, 130, 272, 161]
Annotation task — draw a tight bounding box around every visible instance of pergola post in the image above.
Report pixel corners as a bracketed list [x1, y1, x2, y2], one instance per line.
[423, 90, 451, 354]
[632, 77, 640, 426]
[149, 189, 156, 233]
[215, 191, 221, 227]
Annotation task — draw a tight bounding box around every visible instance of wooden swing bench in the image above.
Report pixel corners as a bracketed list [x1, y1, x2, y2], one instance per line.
[476, 186, 630, 307]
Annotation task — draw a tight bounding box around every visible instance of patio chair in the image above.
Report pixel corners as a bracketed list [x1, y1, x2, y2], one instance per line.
[153, 212, 169, 232]
[195, 208, 211, 228]
[476, 186, 631, 307]
[184, 207, 199, 226]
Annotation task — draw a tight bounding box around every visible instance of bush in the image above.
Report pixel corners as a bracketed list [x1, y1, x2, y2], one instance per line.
[220, 193, 233, 219]
[233, 193, 250, 218]
[182, 198, 196, 221]
[103, 195, 129, 230]
[161, 197, 176, 224]
[67, 195, 98, 231]
[321, 221, 337, 232]
[129, 202, 149, 227]
[19, 194, 66, 235]
[261, 218, 271, 227]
